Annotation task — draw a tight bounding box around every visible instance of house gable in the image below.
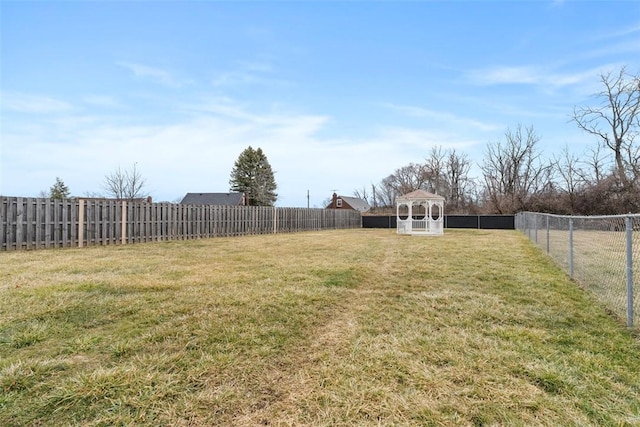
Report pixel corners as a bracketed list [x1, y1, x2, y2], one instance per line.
[326, 193, 370, 212]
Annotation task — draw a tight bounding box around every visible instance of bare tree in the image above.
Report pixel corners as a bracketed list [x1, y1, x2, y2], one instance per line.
[444, 149, 472, 212]
[423, 146, 474, 212]
[373, 178, 396, 208]
[103, 164, 148, 200]
[572, 67, 640, 199]
[552, 146, 585, 214]
[104, 167, 127, 199]
[394, 163, 432, 194]
[370, 183, 378, 209]
[376, 163, 431, 205]
[578, 144, 610, 186]
[424, 146, 447, 195]
[353, 186, 370, 204]
[481, 124, 548, 214]
[372, 148, 475, 212]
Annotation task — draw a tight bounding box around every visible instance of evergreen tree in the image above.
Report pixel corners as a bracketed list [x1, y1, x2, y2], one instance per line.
[229, 146, 278, 206]
[49, 177, 70, 199]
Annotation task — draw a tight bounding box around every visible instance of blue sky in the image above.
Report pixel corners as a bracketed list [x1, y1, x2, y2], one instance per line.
[2, 1, 639, 206]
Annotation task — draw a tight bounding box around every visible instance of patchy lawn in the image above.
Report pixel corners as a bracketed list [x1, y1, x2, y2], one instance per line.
[1, 229, 639, 426]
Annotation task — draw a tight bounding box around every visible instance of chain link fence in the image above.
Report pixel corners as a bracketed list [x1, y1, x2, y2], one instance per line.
[515, 212, 639, 328]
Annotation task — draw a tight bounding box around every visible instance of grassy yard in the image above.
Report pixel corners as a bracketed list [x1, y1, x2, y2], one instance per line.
[541, 228, 640, 325]
[1, 229, 639, 426]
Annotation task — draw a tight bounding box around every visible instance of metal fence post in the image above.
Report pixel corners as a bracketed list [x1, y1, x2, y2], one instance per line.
[534, 214, 538, 244]
[546, 215, 550, 253]
[625, 216, 634, 327]
[569, 218, 574, 279]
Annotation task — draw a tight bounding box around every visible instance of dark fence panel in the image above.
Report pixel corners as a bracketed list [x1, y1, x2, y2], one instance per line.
[479, 215, 515, 229]
[445, 215, 478, 229]
[362, 215, 515, 230]
[362, 215, 397, 228]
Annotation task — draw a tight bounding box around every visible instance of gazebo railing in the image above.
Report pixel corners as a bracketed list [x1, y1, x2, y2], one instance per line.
[412, 219, 427, 230]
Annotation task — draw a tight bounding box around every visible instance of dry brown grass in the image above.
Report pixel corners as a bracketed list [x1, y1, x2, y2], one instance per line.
[538, 228, 640, 324]
[1, 229, 639, 426]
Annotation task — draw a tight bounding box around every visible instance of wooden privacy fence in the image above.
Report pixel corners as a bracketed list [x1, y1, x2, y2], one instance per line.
[0, 197, 362, 251]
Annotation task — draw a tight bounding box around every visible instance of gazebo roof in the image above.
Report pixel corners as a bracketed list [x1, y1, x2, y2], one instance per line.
[397, 189, 445, 202]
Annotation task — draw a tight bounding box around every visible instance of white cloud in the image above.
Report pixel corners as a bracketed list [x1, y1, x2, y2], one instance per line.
[592, 21, 640, 41]
[211, 59, 291, 89]
[82, 95, 124, 109]
[383, 103, 502, 132]
[466, 64, 625, 93]
[467, 66, 543, 86]
[212, 72, 291, 88]
[578, 41, 640, 64]
[117, 62, 189, 88]
[1, 92, 73, 114]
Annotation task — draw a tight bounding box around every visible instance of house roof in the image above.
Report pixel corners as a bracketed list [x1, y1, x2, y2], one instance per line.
[181, 192, 244, 205]
[396, 190, 445, 201]
[338, 195, 371, 212]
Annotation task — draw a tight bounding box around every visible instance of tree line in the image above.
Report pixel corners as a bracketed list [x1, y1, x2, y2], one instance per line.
[41, 163, 151, 202]
[40, 147, 279, 206]
[357, 67, 640, 216]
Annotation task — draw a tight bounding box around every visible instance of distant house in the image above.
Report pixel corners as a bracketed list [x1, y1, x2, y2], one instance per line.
[326, 193, 370, 213]
[180, 192, 246, 206]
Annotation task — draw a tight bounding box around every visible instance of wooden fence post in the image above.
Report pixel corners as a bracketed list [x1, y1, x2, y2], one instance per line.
[15, 197, 24, 250]
[78, 199, 84, 248]
[1, 197, 364, 251]
[121, 201, 127, 245]
[273, 206, 277, 234]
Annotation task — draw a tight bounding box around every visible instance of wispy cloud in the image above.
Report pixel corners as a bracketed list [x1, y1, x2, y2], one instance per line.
[467, 66, 543, 86]
[182, 97, 275, 123]
[384, 103, 501, 132]
[82, 95, 124, 109]
[592, 21, 640, 41]
[376, 126, 482, 151]
[1, 92, 73, 114]
[465, 64, 620, 89]
[211, 57, 292, 88]
[211, 70, 291, 88]
[212, 72, 263, 87]
[117, 62, 189, 88]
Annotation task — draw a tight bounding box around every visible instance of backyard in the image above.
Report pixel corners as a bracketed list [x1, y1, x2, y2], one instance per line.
[1, 229, 639, 426]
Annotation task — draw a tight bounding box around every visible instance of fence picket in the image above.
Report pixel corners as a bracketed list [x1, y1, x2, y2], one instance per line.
[0, 196, 361, 252]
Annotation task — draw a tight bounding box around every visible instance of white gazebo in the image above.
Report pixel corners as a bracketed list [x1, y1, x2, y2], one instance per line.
[396, 190, 445, 236]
